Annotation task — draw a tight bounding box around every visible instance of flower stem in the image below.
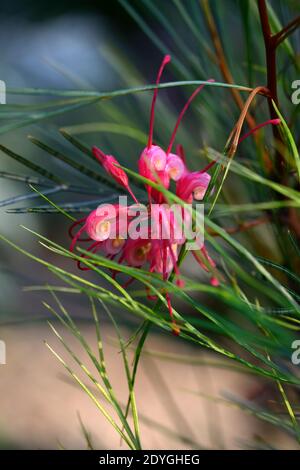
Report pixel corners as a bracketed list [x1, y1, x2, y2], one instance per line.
[257, 0, 284, 173]
[258, 0, 300, 241]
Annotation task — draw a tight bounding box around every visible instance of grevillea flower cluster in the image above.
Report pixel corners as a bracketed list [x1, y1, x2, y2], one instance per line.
[69, 55, 280, 334]
[69, 56, 217, 332]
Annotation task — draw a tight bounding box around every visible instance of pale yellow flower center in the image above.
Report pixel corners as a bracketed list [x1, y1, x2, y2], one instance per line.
[193, 187, 206, 200]
[136, 242, 151, 260]
[169, 167, 179, 180]
[154, 158, 164, 171]
[96, 220, 111, 236]
[112, 237, 124, 248]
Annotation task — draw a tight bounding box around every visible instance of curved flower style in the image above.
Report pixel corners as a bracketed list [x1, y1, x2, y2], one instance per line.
[69, 55, 218, 334]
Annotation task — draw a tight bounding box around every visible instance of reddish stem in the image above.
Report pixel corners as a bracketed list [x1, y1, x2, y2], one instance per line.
[258, 0, 284, 172]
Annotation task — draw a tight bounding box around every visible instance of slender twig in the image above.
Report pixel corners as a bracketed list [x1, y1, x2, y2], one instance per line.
[257, 0, 285, 172]
[201, 0, 256, 129]
[257, 1, 278, 104]
[258, 0, 300, 240]
[208, 216, 269, 237]
[273, 15, 300, 47]
[228, 86, 269, 158]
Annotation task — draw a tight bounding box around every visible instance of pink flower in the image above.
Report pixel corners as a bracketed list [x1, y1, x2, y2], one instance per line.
[85, 208, 112, 242]
[102, 237, 126, 256]
[165, 153, 186, 181]
[123, 238, 152, 267]
[69, 56, 219, 335]
[92, 146, 138, 203]
[138, 145, 167, 180]
[68, 61, 282, 335]
[176, 170, 211, 203]
[70, 204, 130, 251]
